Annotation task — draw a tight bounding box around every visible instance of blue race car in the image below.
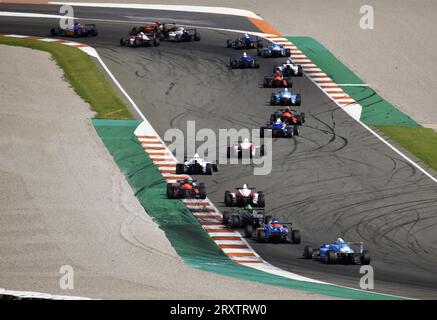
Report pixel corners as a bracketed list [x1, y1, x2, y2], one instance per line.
[230, 52, 260, 69]
[245, 216, 300, 244]
[270, 88, 301, 106]
[260, 118, 299, 138]
[227, 33, 262, 49]
[50, 23, 98, 37]
[303, 238, 371, 265]
[257, 43, 291, 58]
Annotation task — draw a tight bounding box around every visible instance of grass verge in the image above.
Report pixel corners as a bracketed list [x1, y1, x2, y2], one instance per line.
[0, 36, 133, 119]
[377, 126, 437, 171]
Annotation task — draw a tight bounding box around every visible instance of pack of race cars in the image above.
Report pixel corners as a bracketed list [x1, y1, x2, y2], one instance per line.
[49, 23, 371, 266]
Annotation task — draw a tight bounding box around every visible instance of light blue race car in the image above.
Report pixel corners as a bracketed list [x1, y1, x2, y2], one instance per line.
[270, 88, 301, 106]
[303, 238, 371, 265]
[257, 43, 291, 58]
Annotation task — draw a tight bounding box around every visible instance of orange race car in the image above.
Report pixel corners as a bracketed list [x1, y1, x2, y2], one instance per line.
[167, 179, 206, 199]
[263, 71, 292, 88]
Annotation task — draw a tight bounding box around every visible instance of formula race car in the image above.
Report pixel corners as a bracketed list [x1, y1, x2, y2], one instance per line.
[270, 108, 305, 125]
[226, 33, 262, 49]
[257, 43, 291, 58]
[247, 217, 301, 244]
[263, 71, 292, 88]
[227, 138, 264, 158]
[260, 119, 299, 138]
[303, 238, 371, 265]
[50, 23, 98, 37]
[274, 59, 303, 77]
[129, 22, 162, 36]
[161, 24, 201, 42]
[175, 153, 218, 175]
[222, 206, 265, 229]
[224, 184, 265, 207]
[120, 32, 160, 47]
[167, 179, 206, 199]
[230, 52, 260, 69]
[270, 88, 301, 106]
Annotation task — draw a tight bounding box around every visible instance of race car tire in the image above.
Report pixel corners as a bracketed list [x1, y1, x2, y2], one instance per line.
[257, 192, 265, 207]
[119, 38, 126, 46]
[360, 251, 371, 265]
[212, 163, 218, 172]
[285, 48, 291, 57]
[244, 224, 253, 238]
[260, 144, 265, 157]
[301, 112, 306, 123]
[285, 126, 293, 138]
[90, 29, 98, 37]
[199, 183, 207, 199]
[263, 79, 269, 88]
[175, 163, 185, 174]
[270, 93, 276, 105]
[256, 229, 267, 243]
[166, 183, 174, 199]
[230, 214, 241, 228]
[297, 65, 303, 76]
[264, 215, 272, 224]
[226, 39, 232, 48]
[303, 246, 313, 259]
[224, 191, 233, 206]
[294, 94, 302, 106]
[291, 230, 301, 244]
[270, 113, 278, 123]
[50, 28, 58, 36]
[194, 33, 201, 41]
[254, 62, 260, 69]
[293, 125, 299, 136]
[230, 60, 238, 69]
[257, 48, 261, 56]
[205, 163, 213, 175]
[153, 37, 160, 46]
[325, 250, 336, 264]
[130, 27, 137, 35]
[222, 211, 231, 225]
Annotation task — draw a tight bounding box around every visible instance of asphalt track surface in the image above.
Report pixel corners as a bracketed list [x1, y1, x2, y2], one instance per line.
[2, 5, 437, 299]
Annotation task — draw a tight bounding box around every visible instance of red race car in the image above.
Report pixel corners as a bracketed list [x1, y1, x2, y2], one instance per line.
[263, 71, 292, 88]
[129, 22, 162, 36]
[167, 179, 206, 199]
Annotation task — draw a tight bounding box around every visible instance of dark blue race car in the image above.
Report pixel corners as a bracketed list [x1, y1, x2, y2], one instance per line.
[303, 238, 371, 265]
[50, 23, 98, 37]
[270, 88, 301, 106]
[230, 52, 260, 69]
[257, 43, 291, 58]
[227, 33, 262, 49]
[260, 119, 299, 138]
[244, 216, 300, 244]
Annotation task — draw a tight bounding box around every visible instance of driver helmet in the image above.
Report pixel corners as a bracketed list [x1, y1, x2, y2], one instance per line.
[242, 52, 248, 58]
[244, 33, 250, 38]
[283, 88, 289, 92]
[286, 59, 291, 64]
[245, 204, 253, 210]
[242, 183, 249, 189]
[276, 118, 282, 124]
[243, 137, 250, 143]
[272, 217, 279, 224]
[336, 237, 345, 244]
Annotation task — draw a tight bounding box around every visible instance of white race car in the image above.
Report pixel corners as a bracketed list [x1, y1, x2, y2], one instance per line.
[274, 59, 303, 77]
[162, 24, 200, 42]
[176, 153, 218, 175]
[227, 138, 264, 158]
[224, 184, 265, 207]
